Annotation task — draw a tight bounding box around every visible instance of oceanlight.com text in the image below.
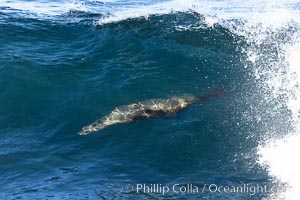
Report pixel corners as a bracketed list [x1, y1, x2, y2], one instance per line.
[124, 183, 293, 196]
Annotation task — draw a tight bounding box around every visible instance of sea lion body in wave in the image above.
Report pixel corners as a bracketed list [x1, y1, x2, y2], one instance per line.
[79, 89, 224, 135]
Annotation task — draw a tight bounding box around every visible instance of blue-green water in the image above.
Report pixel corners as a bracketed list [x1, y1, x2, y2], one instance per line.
[1, 1, 299, 199]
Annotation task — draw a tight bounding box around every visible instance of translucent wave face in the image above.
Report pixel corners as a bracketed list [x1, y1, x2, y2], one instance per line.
[91, 1, 300, 198]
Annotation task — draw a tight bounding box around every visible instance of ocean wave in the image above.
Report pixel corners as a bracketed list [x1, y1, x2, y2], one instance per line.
[2, 0, 300, 199]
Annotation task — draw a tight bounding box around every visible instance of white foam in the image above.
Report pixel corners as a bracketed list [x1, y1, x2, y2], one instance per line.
[258, 134, 300, 199]
[94, 0, 300, 25]
[97, 0, 192, 24]
[233, 5, 300, 197]
[257, 36, 300, 200]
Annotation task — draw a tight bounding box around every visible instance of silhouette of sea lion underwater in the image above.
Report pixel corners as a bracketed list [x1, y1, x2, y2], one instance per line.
[79, 89, 225, 135]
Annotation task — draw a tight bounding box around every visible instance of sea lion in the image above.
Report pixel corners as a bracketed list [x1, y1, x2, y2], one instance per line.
[78, 89, 225, 135]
